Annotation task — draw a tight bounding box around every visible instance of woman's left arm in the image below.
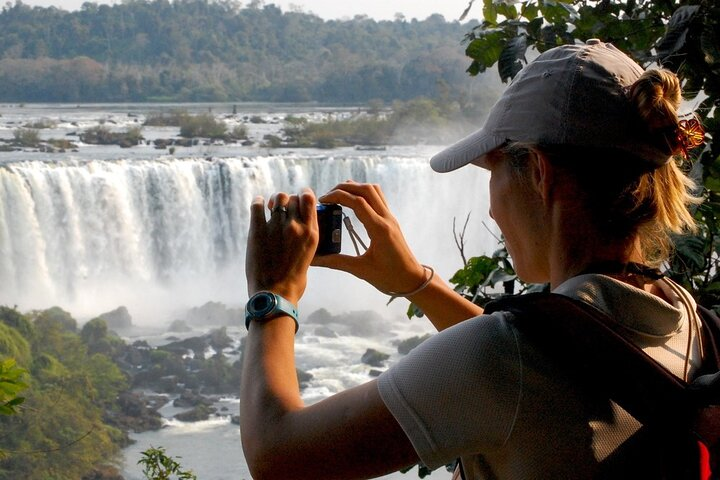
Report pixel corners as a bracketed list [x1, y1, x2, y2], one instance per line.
[242, 189, 418, 479]
[241, 316, 419, 480]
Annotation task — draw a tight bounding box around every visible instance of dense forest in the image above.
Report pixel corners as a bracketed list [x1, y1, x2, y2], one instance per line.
[0, 303, 246, 479]
[0, 0, 481, 103]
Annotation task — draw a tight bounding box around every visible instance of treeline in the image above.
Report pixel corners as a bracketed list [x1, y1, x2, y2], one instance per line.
[0, 0, 481, 103]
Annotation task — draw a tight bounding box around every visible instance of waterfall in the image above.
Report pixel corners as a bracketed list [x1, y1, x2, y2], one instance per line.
[0, 155, 496, 323]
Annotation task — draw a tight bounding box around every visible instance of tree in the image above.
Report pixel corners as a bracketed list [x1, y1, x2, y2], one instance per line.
[459, 0, 720, 309]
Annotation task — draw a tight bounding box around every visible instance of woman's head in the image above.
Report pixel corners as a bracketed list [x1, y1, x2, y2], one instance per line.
[432, 40, 703, 267]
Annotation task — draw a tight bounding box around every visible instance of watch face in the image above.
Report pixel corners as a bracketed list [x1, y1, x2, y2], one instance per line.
[249, 292, 276, 316]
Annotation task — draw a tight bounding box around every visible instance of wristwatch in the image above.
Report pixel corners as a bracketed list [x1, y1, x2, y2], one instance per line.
[245, 291, 299, 333]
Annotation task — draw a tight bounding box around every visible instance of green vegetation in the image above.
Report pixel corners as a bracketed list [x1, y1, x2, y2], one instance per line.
[0, 306, 125, 479]
[0, 359, 27, 417]
[144, 111, 190, 127]
[0, 0, 481, 103]
[179, 114, 227, 139]
[450, 0, 720, 312]
[12, 128, 40, 148]
[139, 446, 197, 480]
[80, 125, 144, 147]
[277, 97, 475, 148]
[0, 304, 244, 478]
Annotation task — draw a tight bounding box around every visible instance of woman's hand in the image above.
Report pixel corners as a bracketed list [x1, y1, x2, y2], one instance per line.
[313, 181, 427, 295]
[245, 188, 318, 304]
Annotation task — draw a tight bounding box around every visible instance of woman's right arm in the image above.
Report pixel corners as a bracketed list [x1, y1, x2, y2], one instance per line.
[314, 181, 483, 331]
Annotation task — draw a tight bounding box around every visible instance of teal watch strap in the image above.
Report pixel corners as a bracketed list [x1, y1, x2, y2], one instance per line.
[245, 291, 299, 333]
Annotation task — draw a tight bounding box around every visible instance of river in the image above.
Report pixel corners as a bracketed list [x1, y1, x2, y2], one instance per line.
[0, 102, 497, 479]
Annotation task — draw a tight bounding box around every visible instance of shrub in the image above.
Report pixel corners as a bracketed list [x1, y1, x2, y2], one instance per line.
[12, 128, 41, 147]
[179, 114, 227, 139]
[143, 110, 189, 127]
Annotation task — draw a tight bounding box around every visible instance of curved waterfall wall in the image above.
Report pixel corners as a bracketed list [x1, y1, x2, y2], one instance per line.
[0, 155, 495, 323]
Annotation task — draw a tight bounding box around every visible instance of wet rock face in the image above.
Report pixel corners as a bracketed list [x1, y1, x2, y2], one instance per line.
[361, 348, 390, 367]
[113, 391, 164, 433]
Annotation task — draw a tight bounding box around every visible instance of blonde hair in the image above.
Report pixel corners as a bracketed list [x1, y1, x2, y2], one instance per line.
[505, 68, 701, 266]
[628, 69, 701, 264]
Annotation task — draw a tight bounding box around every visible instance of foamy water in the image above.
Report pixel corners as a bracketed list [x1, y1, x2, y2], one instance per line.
[1, 104, 493, 480]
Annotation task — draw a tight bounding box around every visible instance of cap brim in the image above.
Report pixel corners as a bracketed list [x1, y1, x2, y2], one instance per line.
[430, 129, 506, 172]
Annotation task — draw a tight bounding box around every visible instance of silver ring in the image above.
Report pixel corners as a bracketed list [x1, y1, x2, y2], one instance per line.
[271, 205, 288, 214]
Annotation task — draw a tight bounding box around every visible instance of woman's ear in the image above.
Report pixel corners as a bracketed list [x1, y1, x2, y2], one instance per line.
[527, 148, 554, 205]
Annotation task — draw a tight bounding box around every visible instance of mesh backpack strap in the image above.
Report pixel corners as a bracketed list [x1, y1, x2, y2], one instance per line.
[484, 293, 693, 427]
[484, 293, 720, 478]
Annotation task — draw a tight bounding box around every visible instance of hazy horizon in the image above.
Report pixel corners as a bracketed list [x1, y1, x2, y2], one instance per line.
[14, 0, 481, 22]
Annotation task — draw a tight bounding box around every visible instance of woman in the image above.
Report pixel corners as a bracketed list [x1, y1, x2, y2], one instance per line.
[241, 40, 706, 479]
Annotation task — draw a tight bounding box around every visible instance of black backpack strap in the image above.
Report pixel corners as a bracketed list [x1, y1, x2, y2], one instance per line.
[484, 293, 694, 427]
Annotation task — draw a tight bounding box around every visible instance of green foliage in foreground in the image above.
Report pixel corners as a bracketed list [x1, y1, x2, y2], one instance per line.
[458, 0, 720, 310]
[0, 359, 27, 417]
[139, 447, 197, 480]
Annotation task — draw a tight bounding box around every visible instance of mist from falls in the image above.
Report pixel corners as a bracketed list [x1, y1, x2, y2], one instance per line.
[0, 154, 496, 324]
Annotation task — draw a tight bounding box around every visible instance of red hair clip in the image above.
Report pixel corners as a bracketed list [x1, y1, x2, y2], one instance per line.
[676, 117, 705, 158]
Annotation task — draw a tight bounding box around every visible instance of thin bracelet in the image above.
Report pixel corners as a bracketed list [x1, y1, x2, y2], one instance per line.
[381, 264, 434, 303]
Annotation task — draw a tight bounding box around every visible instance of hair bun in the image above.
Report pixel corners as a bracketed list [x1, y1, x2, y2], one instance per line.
[629, 69, 684, 155]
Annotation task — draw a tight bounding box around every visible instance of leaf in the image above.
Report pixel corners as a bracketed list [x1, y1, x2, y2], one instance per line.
[482, 267, 517, 288]
[701, 21, 720, 66]
[498, 34, 527, 82]
[450, 255, 499, 288]
[482, 2, 497, 25]
[655, 5, 700, 62]
[521, 3, 539, 21]
[496, 3, 518, 20]
[673, 234, 707, 271]
[466, 60, 485, 76]
[465, 30, 506, 69]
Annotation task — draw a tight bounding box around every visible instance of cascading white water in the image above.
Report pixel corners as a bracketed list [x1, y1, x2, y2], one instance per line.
[0, 154, 496, 323]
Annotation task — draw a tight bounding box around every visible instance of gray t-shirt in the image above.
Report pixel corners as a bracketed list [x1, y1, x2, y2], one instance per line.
[377, 275, 703, 479]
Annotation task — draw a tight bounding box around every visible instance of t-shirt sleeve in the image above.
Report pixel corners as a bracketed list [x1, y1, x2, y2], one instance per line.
[377, 312, 523, 469]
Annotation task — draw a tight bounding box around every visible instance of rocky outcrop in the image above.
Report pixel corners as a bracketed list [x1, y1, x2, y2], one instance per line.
[361, 348, 390, 367]
[99, 306, 132, 331]
[175, 404, 216, 422]
[109, 391, 165, 434]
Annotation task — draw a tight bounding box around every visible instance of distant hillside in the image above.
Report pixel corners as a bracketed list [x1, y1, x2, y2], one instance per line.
[0, 0, 486, 103]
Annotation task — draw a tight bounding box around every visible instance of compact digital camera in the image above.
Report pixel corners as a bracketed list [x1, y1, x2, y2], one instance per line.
[316, 203, 342, 255]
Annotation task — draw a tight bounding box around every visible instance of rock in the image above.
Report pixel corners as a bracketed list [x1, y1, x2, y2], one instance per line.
[209, 327, 232, 350]
[81, 465, 124, 480]
[314, 326, 337, 338]
[175, 404, 216, 422]
[183, 301, 243, 327]
[173, 389, 214, 408]
[160, 336, 208, 357]
[369, 369, 383, 377]
[296, 368, 313, 388]
[168, 319, 192, 333]
[307, 308, 333, 324]
[396, 334, 432, 355]
[361, 348, 390, 367]
[99, 306, 132, 331]
[112, 391, 164, 433]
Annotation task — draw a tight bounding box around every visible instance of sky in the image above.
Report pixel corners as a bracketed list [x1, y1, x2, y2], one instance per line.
[17, 0, 482, 22]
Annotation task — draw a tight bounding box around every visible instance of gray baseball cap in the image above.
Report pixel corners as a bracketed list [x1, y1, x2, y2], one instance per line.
[430, 39, 670, 172]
